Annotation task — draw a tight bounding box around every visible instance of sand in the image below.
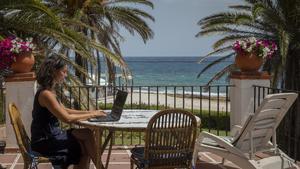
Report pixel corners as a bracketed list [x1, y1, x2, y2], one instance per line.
[98, 91, 231, 112]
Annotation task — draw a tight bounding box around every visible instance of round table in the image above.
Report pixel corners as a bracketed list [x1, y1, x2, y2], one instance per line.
[78, 109, 201, 169]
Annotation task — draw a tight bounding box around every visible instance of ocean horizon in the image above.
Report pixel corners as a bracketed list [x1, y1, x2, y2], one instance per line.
[112, 56, 233, 87]
[98, 56, 234, 95]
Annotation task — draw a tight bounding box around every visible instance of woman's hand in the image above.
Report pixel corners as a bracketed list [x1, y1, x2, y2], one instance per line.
[91, 110, 107, 117]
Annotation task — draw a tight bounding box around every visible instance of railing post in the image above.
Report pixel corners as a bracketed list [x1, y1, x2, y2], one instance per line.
[4, 72, 37, 148]
[229, 71, 270, 134]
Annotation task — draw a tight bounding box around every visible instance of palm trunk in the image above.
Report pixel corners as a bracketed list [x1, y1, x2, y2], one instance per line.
[75, 52, 86, 84]
[106, 58, 116, 86]
[96, 51, 102, 85]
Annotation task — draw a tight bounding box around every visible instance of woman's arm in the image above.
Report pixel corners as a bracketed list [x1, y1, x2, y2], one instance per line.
[65, 108, 90, 114]
[39, 90, 106, 123]
[60, 104, 93, 114]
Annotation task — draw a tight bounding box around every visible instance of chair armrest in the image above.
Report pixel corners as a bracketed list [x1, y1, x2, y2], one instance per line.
[231, 125, 242, 137]
[197, 131, 247, 159]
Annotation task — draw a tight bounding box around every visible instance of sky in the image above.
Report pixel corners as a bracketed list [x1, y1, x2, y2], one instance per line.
[119, 0, 242, 57]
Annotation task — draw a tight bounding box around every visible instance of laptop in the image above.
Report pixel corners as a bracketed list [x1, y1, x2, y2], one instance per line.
[88, 90, 128, 122]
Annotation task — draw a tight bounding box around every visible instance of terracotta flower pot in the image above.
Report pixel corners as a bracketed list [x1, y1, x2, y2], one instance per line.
[235, 52, 263, 72]
[10, 52, 35, 73]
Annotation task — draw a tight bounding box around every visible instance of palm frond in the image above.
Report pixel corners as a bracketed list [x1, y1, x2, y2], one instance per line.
[196, 0, 300, 89]
[89, 40, 127, 68]
[62, 18, 106, 35]
[278, 29, 290, 67]
[229, 5, 252, 11]
[0, 0, 63, 30]
[213, 34, 251, 50]
[199, 46, 233, 61]
[198, 26, 266, 37]
[197, 53, 234, 78]
[107, 0, 154, 9]
[105, 6, 154, 42]
[204, 64, 235, 86]
[199, 12, 252, 29]
[53, 52, 90, 78]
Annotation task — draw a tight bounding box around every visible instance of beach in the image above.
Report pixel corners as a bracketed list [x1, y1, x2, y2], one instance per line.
[98, 91, 230, 112]
[97, 56, 231, 112]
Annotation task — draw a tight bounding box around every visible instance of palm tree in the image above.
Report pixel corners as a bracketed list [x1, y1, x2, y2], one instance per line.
[45, 0, 154, 86]
[0, 0, 140, 109]
[97, 0, 154, 86]
[0, 0, 125, 83]
[197, 0, 300, 159]
[196, 0, 300, 90]
[46, 0, 154, 109]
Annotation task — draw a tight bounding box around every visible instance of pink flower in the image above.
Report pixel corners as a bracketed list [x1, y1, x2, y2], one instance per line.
[233, 37, 277, 59]
[0, 36, 35, 71]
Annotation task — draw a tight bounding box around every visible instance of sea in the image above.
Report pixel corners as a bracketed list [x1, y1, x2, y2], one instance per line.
[103, 56, 233, 96]
[117, 56, 233, 86]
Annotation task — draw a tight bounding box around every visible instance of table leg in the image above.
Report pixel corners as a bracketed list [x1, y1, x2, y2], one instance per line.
[94, 128, 104, 169]
[103, 131, 114, 169]
[94, 129, 114, 169]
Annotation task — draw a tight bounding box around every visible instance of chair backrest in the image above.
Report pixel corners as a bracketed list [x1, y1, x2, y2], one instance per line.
[234, 93, 298, 154]
[144, 109, 198, 168]
[8, 103, 32, 162]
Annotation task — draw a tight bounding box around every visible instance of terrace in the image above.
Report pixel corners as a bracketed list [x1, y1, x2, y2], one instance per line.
[3, 147, 293, 169]
[0, 73, 300, 169]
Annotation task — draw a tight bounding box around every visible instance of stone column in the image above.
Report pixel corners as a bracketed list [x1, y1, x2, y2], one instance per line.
[5, 72, 36, 148]
[229, 71, 271, 133]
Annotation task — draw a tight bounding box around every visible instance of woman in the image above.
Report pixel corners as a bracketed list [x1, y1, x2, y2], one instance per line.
[30, 56, 106, 169]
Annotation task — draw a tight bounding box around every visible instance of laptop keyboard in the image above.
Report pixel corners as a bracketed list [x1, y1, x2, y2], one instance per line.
[88, 90, 128, 123]
[88, 115, 116, 122]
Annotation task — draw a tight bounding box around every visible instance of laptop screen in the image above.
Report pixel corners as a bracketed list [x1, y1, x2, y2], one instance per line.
[111, 90, 128, 119]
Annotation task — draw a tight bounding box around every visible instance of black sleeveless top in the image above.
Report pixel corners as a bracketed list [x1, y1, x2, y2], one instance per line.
[31, 89, 62, 143]
[30, 89, 82, 167]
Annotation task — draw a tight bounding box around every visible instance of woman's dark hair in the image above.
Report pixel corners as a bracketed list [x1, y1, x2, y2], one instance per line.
[37, 55, 66, 89]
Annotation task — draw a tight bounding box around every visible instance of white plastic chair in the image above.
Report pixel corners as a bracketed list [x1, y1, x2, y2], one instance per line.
[193, 93, 299, 169]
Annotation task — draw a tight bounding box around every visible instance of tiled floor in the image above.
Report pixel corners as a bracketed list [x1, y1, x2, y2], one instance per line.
[0, 146, 299, 169]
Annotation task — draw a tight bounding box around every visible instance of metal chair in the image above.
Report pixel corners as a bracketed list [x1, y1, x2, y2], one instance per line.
[8, 103, 50, 169]
[130, 109, 198, 169]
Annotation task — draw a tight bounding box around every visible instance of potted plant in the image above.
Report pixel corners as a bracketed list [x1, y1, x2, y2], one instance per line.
[233, 37, 277, 72]
[0, 36, 35, 80]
